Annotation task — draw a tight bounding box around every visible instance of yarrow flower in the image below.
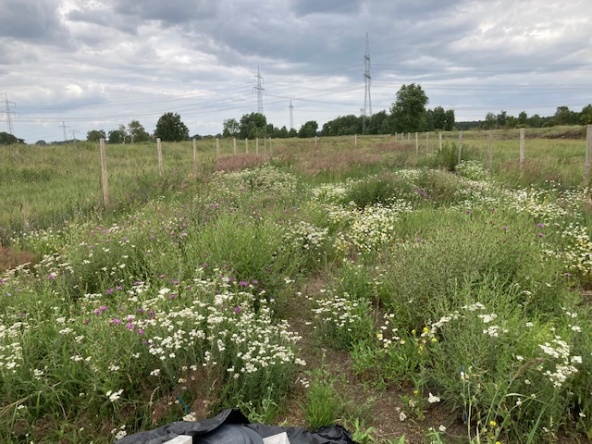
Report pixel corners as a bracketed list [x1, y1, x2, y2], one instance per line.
[106, 389, 123, 402]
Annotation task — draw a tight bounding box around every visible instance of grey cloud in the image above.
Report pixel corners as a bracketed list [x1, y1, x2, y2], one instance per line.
[66, 7, 139, 35]
[290, 0, 362, 16]
[0, 0, 65, 40]
[114, 0, 218, 25]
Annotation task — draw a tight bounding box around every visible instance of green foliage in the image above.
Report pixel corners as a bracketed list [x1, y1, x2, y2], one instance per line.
[86, 129, 106, 142]
[239, 112, 267, 139]
[127, 120, 151, 143]
[222, 118, 239, 138]
[107, 128, 124, 144]
[0, 131, 19, 145]
[391, 83, 429, 132]
[154, 112, 189, 142]
[424, 142, 465, 171]
[3, 134, 592, 442]
[321, 114, 362, 136]
[298, 120, 319, 138]
[304, 364, 342, 429]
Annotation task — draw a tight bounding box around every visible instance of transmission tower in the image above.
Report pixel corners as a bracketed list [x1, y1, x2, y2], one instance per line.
[59, 121, 69, 141]
[253, 66, 265, 115]
[289, 100, 294, 130]
[3, 93, 17, 134]
[363, 33, 372, 133]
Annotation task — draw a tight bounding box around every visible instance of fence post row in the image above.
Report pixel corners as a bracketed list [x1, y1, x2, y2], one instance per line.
[519, 128, 525, 172]
[192, 139, 198, 176]
[156, 138, 164, 176]
[99, 138, 109, 207]
[457, 131, 463, 164]
[585, 125, 592, 189]
[488, 130, 493, 175]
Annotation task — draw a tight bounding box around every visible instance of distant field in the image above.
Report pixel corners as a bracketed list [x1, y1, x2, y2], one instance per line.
[1, 126, 589, 243]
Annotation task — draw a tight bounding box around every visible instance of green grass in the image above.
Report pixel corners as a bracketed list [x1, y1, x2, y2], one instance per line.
[1, 128, 592, 443]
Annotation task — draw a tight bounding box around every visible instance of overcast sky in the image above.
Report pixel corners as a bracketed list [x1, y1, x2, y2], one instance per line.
[1, 0, 591, 143]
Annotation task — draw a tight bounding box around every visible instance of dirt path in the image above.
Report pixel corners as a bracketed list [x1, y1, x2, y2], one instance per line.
[279, 275, 466, 443]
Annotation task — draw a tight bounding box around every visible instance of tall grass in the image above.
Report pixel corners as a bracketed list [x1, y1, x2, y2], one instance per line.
[2, 129, 592, 442]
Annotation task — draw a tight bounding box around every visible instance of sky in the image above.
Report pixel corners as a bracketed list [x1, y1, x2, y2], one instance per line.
[1, 0, 591, 143]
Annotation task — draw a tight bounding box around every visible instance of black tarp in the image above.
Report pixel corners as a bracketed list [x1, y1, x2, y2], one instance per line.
[115, 408, 357, 444]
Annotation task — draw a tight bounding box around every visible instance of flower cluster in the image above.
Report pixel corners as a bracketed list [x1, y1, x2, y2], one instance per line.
[282, 221, 329, 255]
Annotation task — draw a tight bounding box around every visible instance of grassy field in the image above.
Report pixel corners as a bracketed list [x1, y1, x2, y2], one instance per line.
[1, 127, 592, 443]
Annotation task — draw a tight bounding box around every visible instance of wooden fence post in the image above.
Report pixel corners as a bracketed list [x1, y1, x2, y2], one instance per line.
[488, 130, 493, 175]
[156, 138, 163, 176]
[99, 139, 109, 207]
[425, 132, 429, 153]
[256, 137, 259, 155]
[438, 131, 442, 151]
[354, 134, 357, 147]
[457, 131, 463, 164]
[415, 132, 419, 154]
[585, 125, 592, 189]
[192, 138, 198, 176]
[245, 138, 248, 153]
[233, 137, 237, 155]
[519, 128, 525, 172]
[216, 138, 220, 158]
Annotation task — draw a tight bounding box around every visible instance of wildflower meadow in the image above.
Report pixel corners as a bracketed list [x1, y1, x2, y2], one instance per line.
[2, 133, 592, 443]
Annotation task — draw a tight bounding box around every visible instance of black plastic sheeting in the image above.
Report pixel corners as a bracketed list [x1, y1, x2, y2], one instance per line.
[115, 408, 357, 444]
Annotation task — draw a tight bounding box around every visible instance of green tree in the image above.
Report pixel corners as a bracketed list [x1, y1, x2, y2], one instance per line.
[367, 110, 391, 134]
[86, 129, 106, 142]
[552, 106, 578, 126]
[444, 109, 455, 131]
[108, 129, 124, 144]
[288, 128, 298, 138]
[496, 110, 508, 128]
[0, 132, 18, 145]
[483, 112, 497, 130]
[391, 83, 429, 132]
[239, 113, 267, 139]
[298, 121, 318, 138]
[518, 111, 528, 126]
[528, 114, 543, 128]
[321, 115, 362, 136]
[580, 104, 592, 125]
[128, 121, 151, 143]
[222, 118, 239, 138]
[430, 106, 446, 130]
[154, 113, 189, 142]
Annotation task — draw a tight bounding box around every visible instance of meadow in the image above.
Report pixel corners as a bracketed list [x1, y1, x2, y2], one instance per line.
[1, 127, 592, 443]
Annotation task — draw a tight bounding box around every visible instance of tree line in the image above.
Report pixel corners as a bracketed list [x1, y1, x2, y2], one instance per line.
[5, 83, 592, 145]
[458, 105, 592, 130]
